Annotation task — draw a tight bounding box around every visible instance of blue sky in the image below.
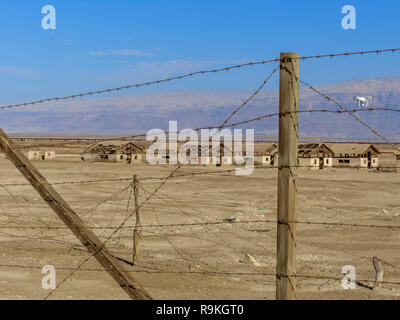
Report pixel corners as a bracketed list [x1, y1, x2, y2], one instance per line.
[0, 0, 398, 104]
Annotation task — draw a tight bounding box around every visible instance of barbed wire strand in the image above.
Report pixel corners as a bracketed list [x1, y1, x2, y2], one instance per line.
[1, 48, 399, 111]
[12, 106, 400, 150]
[297, 77, 391, 143]
[2, 47, 400, 299]
[41, 65, 284, 299]
[1, 263, 400, 287]
[1, 218, 400, 231]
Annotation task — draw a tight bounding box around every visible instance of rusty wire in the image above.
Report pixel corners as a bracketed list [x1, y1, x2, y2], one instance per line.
[0, 48, 399, 111]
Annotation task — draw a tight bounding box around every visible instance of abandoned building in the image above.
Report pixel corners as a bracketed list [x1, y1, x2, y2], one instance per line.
[298, 143, 334, 169]
[373, 144, 400, 170]
[270, 143, 382, 170]
[44, 151, 56, 160]
[326, 143, 380, 168]
[189, 142, 233, 166]
[77, 139, 399, 172]
[27, 150, 56, 161]
[27, 151, 41, 161]
[250, 144, 279, 166]
[83, 141, 145, 164]
[159, 142, 279, 166]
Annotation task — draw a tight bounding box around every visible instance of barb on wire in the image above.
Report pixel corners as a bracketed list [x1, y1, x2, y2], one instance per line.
[42, 65, 282, 298]
[297, 48, 400, 61]
[296, 77, 390, 143]
[0, 262, 275, 277]
[294, 273, 400, 286]
[1, 48, 399, 111]
[2, 263, 400, 287]
[285, 59, 300, 139]
[20, 105, 400, 149]
[2, 157, 400, 189]
[223, 107, 400, 130]
[1, 178, 133, 187]
[3, 46, 400, 300]
[139, 183, 269, 262]
[0, 60, 280, 111]
[219, 65, 279, 128]
[3, 218, 400, 231]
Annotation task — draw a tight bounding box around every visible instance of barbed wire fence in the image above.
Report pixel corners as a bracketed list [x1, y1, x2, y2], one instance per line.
[0, 48, 399, 299]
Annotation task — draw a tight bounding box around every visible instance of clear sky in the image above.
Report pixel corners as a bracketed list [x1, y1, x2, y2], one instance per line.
[0, 0, 398, 104]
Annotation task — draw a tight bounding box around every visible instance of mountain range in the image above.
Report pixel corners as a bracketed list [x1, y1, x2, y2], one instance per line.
[1, 77, 399, 139]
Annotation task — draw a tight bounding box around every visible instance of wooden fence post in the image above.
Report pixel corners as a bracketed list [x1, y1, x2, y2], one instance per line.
[0, 129, 152, 300]
[276, 52, 300, 300]
[133, 175, 142, 266]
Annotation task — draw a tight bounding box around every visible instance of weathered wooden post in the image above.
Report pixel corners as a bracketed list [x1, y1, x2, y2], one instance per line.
[373, 256, 384, 288]
[133, 175, 142, 265]
[0, 129, 152, 300]
[276, 52, 299, 300]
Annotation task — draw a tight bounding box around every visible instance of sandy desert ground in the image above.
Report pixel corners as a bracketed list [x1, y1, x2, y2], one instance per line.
[0, 154, 399, 300]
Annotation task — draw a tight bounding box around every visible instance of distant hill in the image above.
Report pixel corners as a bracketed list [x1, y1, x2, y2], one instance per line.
[1, 76, 399, 139]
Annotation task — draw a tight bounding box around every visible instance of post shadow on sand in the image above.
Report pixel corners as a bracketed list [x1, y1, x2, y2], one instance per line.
[356, 280, 374, 290]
